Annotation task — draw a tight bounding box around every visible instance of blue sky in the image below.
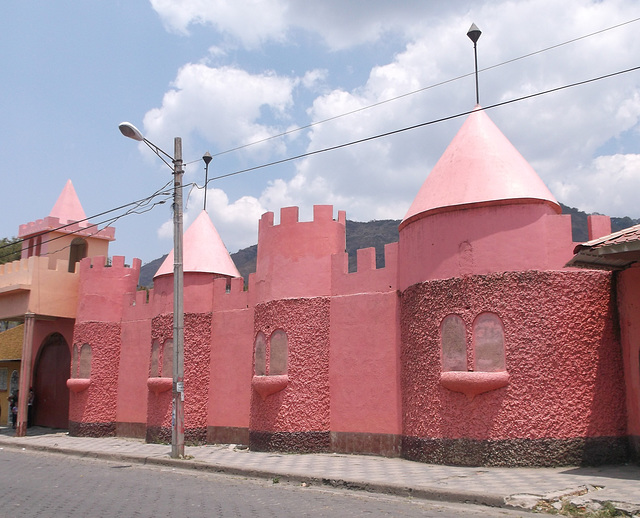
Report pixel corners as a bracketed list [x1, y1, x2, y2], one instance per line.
[2, 1, 640, 264]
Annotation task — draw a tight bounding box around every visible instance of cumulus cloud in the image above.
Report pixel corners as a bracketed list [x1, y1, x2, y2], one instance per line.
[147, 0, 640, 254]
[150, 0, 471, 49]
[142, 63, 297, 162]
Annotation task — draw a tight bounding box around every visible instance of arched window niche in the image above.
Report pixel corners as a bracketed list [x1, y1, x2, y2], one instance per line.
[269, 329, 288, 375]
[67, 343, 91, 393]
[254, 332, 267, 376]
[147, 339, 172, 395]
[252, 329, 289, 401]
[441, 314, 466, 372]
[439, 312, 509, 400]
[473, 312, 506, 372]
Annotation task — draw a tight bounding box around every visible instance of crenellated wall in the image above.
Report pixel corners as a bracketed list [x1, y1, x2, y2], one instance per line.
[68, 256, 141, 436]
[254, 205, 346, 303]
[56, 201, 635, 467]
[0, 256, 79, 320]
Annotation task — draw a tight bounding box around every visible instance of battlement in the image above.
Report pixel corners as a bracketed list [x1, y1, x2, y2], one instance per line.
[332, 242, 398, 295]
[78, 255, 142, 274]
[18, 216, 115, 241]
[259, 205, 346, 231]
[0, 256, 75, 289]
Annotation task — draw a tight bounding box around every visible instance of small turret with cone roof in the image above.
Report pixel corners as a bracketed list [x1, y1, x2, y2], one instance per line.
[18, 180, 115, 270]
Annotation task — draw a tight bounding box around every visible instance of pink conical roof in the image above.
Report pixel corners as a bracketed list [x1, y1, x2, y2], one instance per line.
[49, 179, 87, 223]
[154, 210, 241, 278]
[401, 107, 560, 229]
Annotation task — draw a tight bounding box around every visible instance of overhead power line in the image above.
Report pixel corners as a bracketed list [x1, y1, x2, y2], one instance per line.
[203, 64, 640, 185]
[2, 62, 639, 263]
[197, 16, 640, 161]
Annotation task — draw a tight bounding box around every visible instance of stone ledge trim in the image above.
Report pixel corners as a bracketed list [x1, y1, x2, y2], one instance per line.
[440, 370, 509, 399]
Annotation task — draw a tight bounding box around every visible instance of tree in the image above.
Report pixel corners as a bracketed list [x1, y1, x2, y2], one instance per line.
[0, 237, 21, 264]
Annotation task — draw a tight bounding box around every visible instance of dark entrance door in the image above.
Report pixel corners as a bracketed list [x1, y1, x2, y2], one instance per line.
[33, 333, 70, 429]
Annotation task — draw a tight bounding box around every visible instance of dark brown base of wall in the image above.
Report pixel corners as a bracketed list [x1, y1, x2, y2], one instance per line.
[330, 432, 401, 457]
[145, 426, 207, 445]
[69, 421, 115, 437]
[630, 435, 640, 464]
[208, 426, 249, 446]
[250, 430, 330, 453]
[115, 422, 146, 439]
[402, 436, 630, 467]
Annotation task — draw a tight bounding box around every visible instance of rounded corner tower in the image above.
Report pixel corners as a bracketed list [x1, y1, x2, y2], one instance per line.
[398, 106, 566, 290]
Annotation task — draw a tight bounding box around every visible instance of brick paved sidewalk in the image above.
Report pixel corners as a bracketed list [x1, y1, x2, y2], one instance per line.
[1, 427, 638, 516]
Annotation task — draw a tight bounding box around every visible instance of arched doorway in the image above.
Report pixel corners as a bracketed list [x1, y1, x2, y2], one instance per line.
[68, 238, 87, 273]
[33, 333, 70, 429]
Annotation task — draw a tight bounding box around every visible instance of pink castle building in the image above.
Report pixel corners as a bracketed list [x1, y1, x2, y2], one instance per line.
[1, 107, 639, 466]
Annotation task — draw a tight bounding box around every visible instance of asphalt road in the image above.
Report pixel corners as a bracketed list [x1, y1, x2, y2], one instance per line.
[0, 448, 530, 517]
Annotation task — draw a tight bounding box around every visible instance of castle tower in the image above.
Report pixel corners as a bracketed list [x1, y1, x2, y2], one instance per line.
[154, 210, 241, 314]
[18, 180, 115, 272]
[398, 107, 573, 290]
[149, 210, 241, 443]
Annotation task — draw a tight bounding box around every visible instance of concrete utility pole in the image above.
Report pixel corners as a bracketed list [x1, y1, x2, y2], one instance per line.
[119, 123, 185, 458]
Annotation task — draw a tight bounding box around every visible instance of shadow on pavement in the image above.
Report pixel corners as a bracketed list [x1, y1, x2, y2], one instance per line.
[0, 425, 67, 437]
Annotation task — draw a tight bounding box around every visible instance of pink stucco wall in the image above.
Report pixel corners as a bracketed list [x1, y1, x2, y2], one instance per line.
[328, 245, 402, 453]
[146, 312, 211, 442]
[207, 278, 254, 443]
[401, 269, 627, 466]
[618, 264, 640, 460]
[398, 204, 574, 290]
[254, 206, 346, 303]
[250, 298, 331, 451]
[68, 321, 121, 433]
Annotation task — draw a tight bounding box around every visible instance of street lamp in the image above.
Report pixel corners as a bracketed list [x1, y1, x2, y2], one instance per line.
[119, 122, 185, 458]
[467, 23, 482, 105]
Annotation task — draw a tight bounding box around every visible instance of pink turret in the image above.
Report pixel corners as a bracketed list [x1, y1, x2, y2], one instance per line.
[154, 210, 241, 314]
[398, 107, 574, 289]
[18, 180, 114, 270]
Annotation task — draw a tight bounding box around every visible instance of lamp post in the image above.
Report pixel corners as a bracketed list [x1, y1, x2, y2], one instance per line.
[119, 122, 185, 458]
[467, 23, 482, 105]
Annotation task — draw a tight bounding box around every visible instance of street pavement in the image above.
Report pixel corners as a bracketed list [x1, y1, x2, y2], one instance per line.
[1, 427, 638, 516]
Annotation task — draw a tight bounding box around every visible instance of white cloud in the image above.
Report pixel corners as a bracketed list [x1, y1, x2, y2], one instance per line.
[553, 154, 640, 217]
[142, 63, 297, 160]
[149, 0, 288, 47]
[148, 0, 640, 256]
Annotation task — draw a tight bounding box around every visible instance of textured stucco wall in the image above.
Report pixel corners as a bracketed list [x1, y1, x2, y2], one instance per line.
[69, 321, 121, 435]
[146, 313, 211, 443]
[250, 298, 330, 451]
[401, 269, 627, 466]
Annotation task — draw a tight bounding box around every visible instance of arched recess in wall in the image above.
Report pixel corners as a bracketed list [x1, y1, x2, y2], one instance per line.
[254, 332, 267, 376]
[147, 339, 172, 395]
[33, 332, 70, 429]
[162, 340, 173, 378]
[150, 340, 160, 377]
[472, 312, 506, 372]
[68, 237, 87, 273]
[251, 330, 289, 400]
[269, 329, 288, 375]
[78, 344, 92, 378]
[67, 343, 92, 392]
[439, 312, 509, 399]
[441, 314, 467, 372]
